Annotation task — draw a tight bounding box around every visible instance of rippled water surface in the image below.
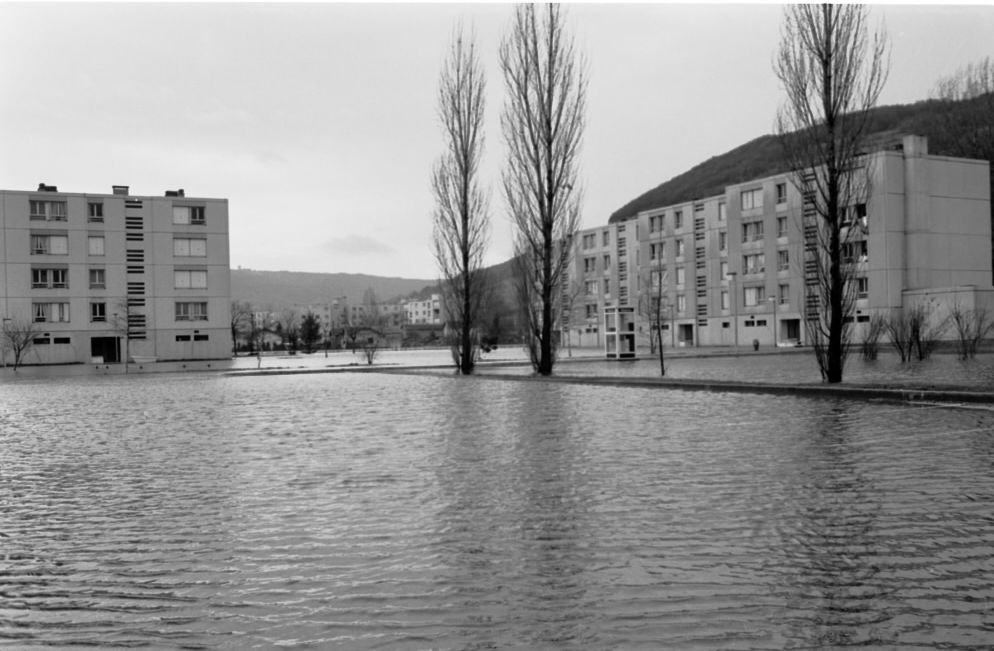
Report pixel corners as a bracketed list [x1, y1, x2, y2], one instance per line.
[2, 372, 993, 648]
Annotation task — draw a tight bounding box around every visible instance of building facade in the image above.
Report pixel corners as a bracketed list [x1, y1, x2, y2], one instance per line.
[405, 294, 442, 325]
[1, 184, 231, 365]
[568, 136, 993, 349]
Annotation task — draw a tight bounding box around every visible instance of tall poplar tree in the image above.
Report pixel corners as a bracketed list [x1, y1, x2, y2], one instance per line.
[500, 4, 587, 376]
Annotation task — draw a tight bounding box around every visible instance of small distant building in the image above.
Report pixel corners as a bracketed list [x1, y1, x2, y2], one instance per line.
[0, 183, 231, 365]
[405, 294, 442, 325]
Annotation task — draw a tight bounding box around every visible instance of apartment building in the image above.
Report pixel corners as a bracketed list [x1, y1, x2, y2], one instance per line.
[569, 135, 993, 349]
[1, 184, 231, 365]
[406, 294, 442, 325]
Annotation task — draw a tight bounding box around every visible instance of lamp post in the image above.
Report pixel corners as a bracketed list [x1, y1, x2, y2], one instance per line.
[727, 271, 738, 351]
[768, 296, 778, 348]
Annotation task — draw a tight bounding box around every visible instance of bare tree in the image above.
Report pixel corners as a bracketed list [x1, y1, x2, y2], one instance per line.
[108, 297, 135, 374]
[774, 4, 888, 383]
[275, 307, 299, 353]
[859, 312, 887, 360]
[2, 317, 38, 371]
[886, 302, 949, 362]
[500, 3, 587, 376]
[949, 301, 994, 360]
[911, 302, 949, 361]
[558, 269, 585, 358]
[432, 24, 491, 376]
[885, 309, 914, 363]
[230, 300, 253, 356]
[638, 259, 669, 376]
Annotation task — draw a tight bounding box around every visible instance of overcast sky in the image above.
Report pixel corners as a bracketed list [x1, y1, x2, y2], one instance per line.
[1, 3, 992, 279]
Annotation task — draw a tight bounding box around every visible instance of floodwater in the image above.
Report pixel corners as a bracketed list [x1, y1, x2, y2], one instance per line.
[1, 372, 993, 649]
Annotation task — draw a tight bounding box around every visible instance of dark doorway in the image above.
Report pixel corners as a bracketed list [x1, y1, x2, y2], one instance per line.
[90, 336, 120, 363]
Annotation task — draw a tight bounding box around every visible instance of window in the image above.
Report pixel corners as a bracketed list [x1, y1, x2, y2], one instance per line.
[777, 249, 789, 271]
[194, 334, 209, 342]
[175, 301, 208, 321]
[585, 280, 598, 296]
[88, 236, 105, 256]
[31, 268, 68, 289]
[776, 182, 787, 205]
[717, 202, 726, 222]
[29, 200, 67, 221]
[721, 290, 729, 310]
[677, 294, 686, 313]
[650, 242, 662, 261]
[90, 302, 107, 322]
[718, 231, 727, 251]
[842, 240, 869, 263]
[88, 202, 104, 222]
[676, 267, 686, 285]
[674, 210, 683, 229]
[584, 257, 596, 273]
[582, 233, 596, 249]
[743, 253, 765, 274]
[779, 283, 790, 304]
[649, 214, 664, 233]
[675, 239, 685, 258]
[89, 268, 106, 289]
[30, 234, 68, 255]
[603, 278, 610, 296]
[777, 216, 788, 238]
[856, 276, 868, 298]
[720, 261, 729, 279]
[650, 269, 664, 290]
[174, 237, 207, 257]
[174, 269, 208, 289]
[176, 334, 192, 342]
[744, 286, 766, 307]
[585, 304, 597, 319]
[602, 231, 610, 246]
[742, 220, 764, 242]
[33, 302, 70, 323]
[173, 205, 206, 225]
[741, 188, 763, 210]
[603, 254, 611, 269]
[846, 203, 868, 228]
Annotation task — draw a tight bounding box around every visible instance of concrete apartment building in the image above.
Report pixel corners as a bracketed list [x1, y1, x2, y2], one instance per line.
[569, 135, 993, 349]
[406, 294, 442, 325]
[1, 184, 231, 365]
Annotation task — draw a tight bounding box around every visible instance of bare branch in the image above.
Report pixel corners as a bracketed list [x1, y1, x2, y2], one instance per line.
[501, 4, 587, 375]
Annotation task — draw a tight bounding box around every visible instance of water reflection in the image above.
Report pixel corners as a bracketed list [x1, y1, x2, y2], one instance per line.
[1, 374, 993, 648]
[772, 402, 889, 647]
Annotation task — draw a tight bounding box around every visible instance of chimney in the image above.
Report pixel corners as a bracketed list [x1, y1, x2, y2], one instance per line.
[37, 183, 58, 192]
[112, 185, 129, 196]
[164, 188, 186, 197]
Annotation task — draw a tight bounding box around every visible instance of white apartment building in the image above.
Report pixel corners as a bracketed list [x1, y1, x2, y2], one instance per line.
[405, 294, 442, 325]
[1, 184, 231, 365]
[569, 135, 993, 349]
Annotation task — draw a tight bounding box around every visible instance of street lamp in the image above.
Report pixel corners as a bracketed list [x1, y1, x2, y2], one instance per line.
[727, 271, 738, 351]
[768, 296, 778, 348]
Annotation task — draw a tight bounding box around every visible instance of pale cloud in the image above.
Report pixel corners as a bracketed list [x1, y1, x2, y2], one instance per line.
[322, 235, 396, 257]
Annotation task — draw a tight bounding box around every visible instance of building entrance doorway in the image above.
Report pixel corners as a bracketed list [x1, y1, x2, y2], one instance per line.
[783, 319, 801, 344]
[90, 336, 120, 363]
[678, 323, 694, 346]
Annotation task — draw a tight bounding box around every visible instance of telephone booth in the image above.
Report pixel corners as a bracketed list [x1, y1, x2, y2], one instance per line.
[605, 306, 637, 360]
